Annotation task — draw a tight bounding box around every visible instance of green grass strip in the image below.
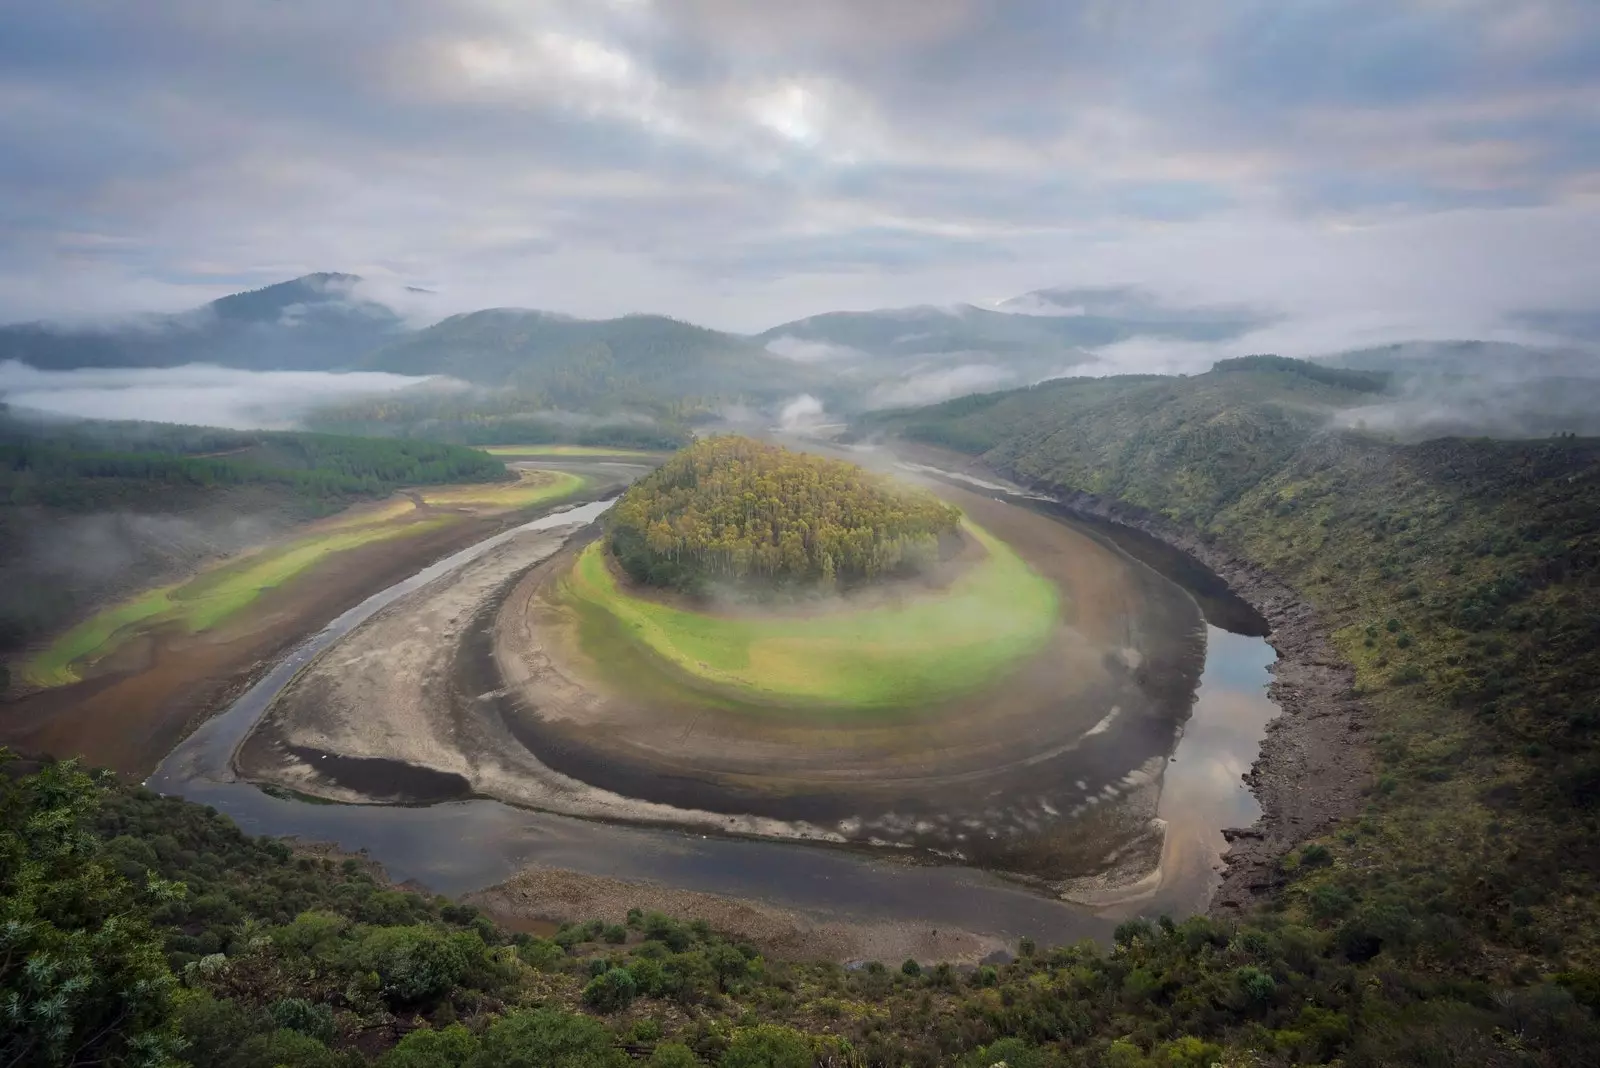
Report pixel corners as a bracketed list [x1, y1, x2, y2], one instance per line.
[563, 521, 1060, 714]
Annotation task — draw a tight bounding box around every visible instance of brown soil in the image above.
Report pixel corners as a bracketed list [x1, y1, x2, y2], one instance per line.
[3, 513, 538, 778]
[466, 867, 1009, 964]
[243, 476, 1207, 889]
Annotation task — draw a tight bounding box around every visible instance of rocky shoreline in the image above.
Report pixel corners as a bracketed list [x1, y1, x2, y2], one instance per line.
[937, 454, 1372, 913]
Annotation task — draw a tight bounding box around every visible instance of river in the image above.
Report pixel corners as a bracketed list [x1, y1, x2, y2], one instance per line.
[146, 472, 1277, 947]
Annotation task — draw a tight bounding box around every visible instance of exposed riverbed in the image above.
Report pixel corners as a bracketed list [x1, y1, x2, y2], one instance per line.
[149, 459, 1279, 958]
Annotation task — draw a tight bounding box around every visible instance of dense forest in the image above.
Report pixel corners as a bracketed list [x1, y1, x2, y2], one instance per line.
[362, 309, 822, 404]
[5, 751, 1597, 1067]
[607, 437, 960, 591]
[303, 387, 693, 451]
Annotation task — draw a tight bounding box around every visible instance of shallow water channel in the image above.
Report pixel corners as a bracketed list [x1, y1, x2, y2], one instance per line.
[148, 480, 1278, 947]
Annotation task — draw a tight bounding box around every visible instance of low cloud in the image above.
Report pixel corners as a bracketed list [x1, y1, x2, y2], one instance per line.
[866, 363, 1016, 408]
[0, 362, 436, 429]
[763, 335, 867, 363]
[777, 393, 827, 430]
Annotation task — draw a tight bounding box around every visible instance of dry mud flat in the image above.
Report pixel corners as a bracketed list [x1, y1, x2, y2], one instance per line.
[2, 517, 507, 777]
[241, 480, 1209, 894]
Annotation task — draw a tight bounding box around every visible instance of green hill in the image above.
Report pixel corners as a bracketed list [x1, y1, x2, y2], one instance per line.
[0, 274, 405, 372]
[873, 357, 1600, 981]
[365, 309, 822, 402]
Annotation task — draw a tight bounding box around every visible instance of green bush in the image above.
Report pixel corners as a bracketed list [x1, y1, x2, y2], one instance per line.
[473, 1009, 628, 1068]
[649, 1042, 700, 1068]
[718, 1025, 814, 1068]
[583, 967, 639, 1013]
[268, 997, 336, 1044]
[355, 925, 477, 1006]
[380, 1024, 482, 1067]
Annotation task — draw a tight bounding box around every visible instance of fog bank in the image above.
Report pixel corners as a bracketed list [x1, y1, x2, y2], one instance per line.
[0, 362, 434, 429]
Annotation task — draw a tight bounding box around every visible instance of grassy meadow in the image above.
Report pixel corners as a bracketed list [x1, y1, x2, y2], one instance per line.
[561, 521, 1060, 714]
[419, 468, 588, 508]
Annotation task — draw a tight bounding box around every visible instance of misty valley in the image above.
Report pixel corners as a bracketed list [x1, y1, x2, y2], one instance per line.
[3, 269, 1597, 1068]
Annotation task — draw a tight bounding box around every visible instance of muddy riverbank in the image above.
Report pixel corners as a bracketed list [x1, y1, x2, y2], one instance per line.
[242, 476, 1210, 889]
[893, 445, 1371, 912]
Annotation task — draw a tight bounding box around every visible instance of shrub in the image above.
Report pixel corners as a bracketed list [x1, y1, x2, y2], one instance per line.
[474, 1009, 628, 1068]
[381, 1024, 482, 1067]
[959, 1036, 1059, 1068]
[583, 967, 639, 1013]
[718, 1024, 814, 1068]
[602, 923, 628, 944]
[515, 935, 565, 971]
[233, 1028, 341, 1068]
[267, 997, 336, 1044]
[900, 958, 922, 977]
[650, 1042, 699, 1067]
[1234, 966, 1277, 1005]
[355, 925, 476, 1006]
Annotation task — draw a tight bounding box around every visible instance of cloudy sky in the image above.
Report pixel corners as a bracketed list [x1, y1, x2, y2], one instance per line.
[4, 0, 1599, 343]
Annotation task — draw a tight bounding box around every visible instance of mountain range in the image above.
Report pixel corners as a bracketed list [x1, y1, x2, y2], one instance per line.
[2, 274, 1596, 428]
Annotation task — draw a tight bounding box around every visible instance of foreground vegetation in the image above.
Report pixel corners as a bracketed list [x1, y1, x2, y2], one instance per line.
[608, 437, 961, 592]
[6, 753, 1597, 1068]
[564, 522, 1057, 713]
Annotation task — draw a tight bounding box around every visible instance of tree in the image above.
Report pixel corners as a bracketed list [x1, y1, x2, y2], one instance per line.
[470, 1009, 628, 1068]
[0, 754, 184, 1067]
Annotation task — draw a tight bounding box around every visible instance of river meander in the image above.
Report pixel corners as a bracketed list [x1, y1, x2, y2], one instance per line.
[147, 466, 1277, 947]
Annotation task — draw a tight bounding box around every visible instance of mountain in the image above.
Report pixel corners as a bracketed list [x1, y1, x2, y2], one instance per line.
[0, 273, 406, 372]
[363, 308, 823, 403]
[756, 289, 1271, 409]
[1315, 339, 1600, 380]
[997, 285, 1267, 341]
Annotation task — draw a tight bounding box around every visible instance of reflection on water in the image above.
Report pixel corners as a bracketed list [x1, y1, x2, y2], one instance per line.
[1133, 626, 1278, 918]
[148, 484, 1280, 944]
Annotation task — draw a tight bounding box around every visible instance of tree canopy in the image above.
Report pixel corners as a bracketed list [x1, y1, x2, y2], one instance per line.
[607, 437, 960, 591]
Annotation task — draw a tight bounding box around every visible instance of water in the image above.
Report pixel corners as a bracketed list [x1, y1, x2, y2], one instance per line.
[147, 485, 1278, 943]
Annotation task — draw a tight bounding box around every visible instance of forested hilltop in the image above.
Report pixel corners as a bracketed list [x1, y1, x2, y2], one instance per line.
[0, 413, 507, 679]
[607, 437, 960, 591]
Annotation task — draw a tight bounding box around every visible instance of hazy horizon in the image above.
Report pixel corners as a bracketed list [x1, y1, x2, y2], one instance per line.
[2, 2, 1598, 354]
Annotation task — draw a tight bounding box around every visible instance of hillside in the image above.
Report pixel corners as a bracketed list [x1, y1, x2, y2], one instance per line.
[0, 413, 506, 679]
[755, 291, 1269, 409]
[0, 274, 405, 372]
[365, 309, 821, 402]
[872, 358, 1600, 985]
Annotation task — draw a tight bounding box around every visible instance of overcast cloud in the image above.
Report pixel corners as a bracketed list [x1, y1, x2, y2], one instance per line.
[2, 1, 1598, 341]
